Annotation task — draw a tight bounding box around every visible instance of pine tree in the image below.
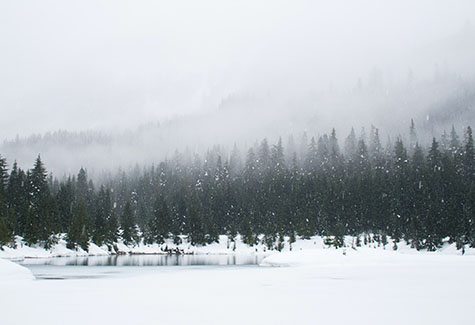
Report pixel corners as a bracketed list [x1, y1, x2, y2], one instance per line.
[407, 143, 425, 248]
[345, 127, 357, 158]
[450, 125, 460, 155]
[0, 155, 11, 246]
[0, 156, 14, 248]
[271, 137, 286, 173]
[0, 155, 7, 198]
[391, 138, 409, 242]
[229, 144, 243, 176]
[424, 138, 444, 250]
[305, 137, 318, 172]
[329, 128, 341, 165]
[67, 200, 90, 251]
[56, 177, 75, 232]
[463, 126, 474, 180]
[240, 216, 256, 246]
[25, 156, 56, 247]
[147, 195, 171, 244]
[317, 135, 330, 172]
[187, 192, 206, 245]
[369, 126, 383, 164]
[121, 201, 138, 246]
[409, 119, 417, 154]
[462, 127, 475, 246]
[257, 138, 271, 176]
[6, 162, 28, 235]
[0, 215, 13, 247]
[76, 168, 94, 228]
[92, 186, 108, 246]
[105, 195, 119, 246]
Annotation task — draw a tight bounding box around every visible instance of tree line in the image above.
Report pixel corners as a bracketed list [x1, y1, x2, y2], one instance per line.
[0, 123, 474, 252]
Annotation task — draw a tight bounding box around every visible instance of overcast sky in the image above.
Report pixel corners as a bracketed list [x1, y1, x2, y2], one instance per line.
[1, 0, 475, 141]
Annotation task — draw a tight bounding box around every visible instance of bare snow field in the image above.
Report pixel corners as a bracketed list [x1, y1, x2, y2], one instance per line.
[1, 237, 475, 325]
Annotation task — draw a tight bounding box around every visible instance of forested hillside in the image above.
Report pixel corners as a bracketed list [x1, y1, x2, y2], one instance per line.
[1, 124, 474, 252]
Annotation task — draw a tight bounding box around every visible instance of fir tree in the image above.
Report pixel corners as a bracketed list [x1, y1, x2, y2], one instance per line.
[25, 156, 56, 247]
[6, 162, 29, 235]
[56, 177, 75, 232]
[121, 201, 138, 246]
[0, 215, 13, 247]
[66, 200, 90, 251]
[409, 119, 417, 153]
[147, 195, 171, 244]
[92, 186, 109, 246]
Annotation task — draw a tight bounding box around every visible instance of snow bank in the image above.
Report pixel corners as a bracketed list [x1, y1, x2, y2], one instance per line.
[2, 234, 475, 261]
[260, 235, 475, 267]
[0, 237, 110, 259]
[122, 235, 271, 255]
[260, 248, 345, 267]
[2, 248, 475, 325]
[0, 258, 34, 282]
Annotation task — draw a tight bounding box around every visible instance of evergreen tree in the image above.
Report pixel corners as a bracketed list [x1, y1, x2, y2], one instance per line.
[369, 125, 383, 164]
[0, 215, 13, 247]
[121, 201, 138, 246]
[25, 156, 57, 247]
[92, 186, 108, 246]
[147, 195, 171, 244]
[0, 156, 13, 247]
[0, 154, 7, 198]
[450, 125, 461, 156]
[229, 144, 243, 176]
[344, 127, 357, 158]
[408, 143, 425, 249]
[66, 200, 90, 251]
[187, 192, 206, 245]
[0, 155, 11, 246]
[391, 138, 409, 242]
[463, 126, 474, 180]
[105, 191, 120, 246]
[305, 137, 318, 172]
[56, 177, 75, 232]
[409, 119, 417, 153]
[462, 127, 475, 246]
[6, 162, 29, 235]
[424, 138, 444, 250]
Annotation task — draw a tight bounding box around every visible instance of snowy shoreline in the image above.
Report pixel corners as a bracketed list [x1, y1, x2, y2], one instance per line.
[2, 234, 475, 261]
[2, 233, 475, 325]
[0, 234, 273, 260]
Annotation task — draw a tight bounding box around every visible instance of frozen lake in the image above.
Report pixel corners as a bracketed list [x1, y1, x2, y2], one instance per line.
[20, 254, 266, 280]
[4, 249, 475, 325]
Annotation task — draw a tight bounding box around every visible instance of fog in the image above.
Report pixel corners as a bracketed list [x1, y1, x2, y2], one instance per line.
[1, 0, 475, 176]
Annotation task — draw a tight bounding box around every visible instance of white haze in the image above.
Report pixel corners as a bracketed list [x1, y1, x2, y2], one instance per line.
[1, 0, 475, 176]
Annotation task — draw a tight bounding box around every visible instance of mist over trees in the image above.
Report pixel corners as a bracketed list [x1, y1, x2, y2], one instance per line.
[1, 123, 474, 252]
[1, 68, 475, 177]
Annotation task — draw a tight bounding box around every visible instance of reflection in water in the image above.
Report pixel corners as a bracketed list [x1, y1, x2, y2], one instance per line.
[20, 254, 265, 267]
[20, 254, 267, 281]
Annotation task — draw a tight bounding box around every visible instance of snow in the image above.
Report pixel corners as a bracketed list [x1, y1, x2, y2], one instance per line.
[1, 244, 475, 324]
[260, 248, 349, 267]
[0, 257, 34, 282]
[0, 234, 279, 259]
[2, 235, 475, 324]
[2, 234, 475, 261]
[0, 236, 110, 259]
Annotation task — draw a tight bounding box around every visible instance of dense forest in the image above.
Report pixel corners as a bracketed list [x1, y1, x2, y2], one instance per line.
[0, 123, 474, 252]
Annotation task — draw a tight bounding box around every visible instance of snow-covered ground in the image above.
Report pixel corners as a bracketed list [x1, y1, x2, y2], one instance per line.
[0, 257, 34, 283]
[2, 234, 475, 260]
[0, 234, 272, 260]
[1, 236, 475, 324]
